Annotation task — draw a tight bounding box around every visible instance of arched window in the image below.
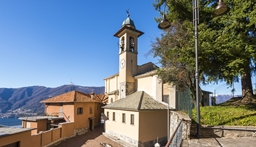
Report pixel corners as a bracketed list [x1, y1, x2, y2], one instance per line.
[120, 37, 125, 52]
[129, 37, 135, 52]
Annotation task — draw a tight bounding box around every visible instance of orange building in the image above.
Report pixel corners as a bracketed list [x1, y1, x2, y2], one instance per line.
[20, 90, 104, 135]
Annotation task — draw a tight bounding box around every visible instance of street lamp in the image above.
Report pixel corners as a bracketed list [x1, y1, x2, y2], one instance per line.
[158, 0, 229, 138]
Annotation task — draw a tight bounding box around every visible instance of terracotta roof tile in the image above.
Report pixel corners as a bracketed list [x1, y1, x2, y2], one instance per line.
[41, 90, 100, 103]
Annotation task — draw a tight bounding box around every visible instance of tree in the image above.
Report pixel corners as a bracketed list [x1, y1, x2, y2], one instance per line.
[152, 0, 256, 103]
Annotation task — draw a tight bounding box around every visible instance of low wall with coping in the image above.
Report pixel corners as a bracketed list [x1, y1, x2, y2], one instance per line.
[52, 127, 61, 142]
[41, 130, 52, 146]
[202, 126, 256, 137]
[59, 122, 75, 138]
[30, 134, 41, 147]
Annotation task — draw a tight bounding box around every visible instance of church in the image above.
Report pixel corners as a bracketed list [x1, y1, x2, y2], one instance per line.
[102, 13, 177, 147]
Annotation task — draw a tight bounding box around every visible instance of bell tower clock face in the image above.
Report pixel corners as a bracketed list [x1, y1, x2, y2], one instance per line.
[120, 59, 125, 69]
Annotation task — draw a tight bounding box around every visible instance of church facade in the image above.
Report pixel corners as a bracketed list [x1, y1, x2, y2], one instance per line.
[102, 13, 177, 147]
[103, 14, 177, 108]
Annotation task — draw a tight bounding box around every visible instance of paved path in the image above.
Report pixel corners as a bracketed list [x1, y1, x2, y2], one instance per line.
[182, 126, 256, 147]
[53, 124, 123, 147]
[182, 137, 256, 147]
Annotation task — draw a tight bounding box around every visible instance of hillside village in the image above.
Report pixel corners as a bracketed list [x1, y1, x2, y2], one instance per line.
[2, 10, 256, 147]
[0, 12, 215, 147]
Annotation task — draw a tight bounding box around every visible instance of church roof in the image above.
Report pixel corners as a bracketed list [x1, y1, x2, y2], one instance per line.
[102, 91, 167, 111]
[104, 73, 119, 80]
[122, 16, 136, 29]
[41, 90, 100, 103]
[114, 11, 143, 38]
[134, 70, 157, 79]
[114, 25, 144, 38]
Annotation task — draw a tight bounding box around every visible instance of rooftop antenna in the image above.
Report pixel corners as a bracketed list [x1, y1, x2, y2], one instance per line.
[70, 79, 74, 91]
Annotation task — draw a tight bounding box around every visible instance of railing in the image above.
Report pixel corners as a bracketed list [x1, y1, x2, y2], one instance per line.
[47, 112, 70, 122]
[165, 119, 183, 147]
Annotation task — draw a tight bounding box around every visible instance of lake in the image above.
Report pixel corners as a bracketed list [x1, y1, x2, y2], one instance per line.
[0, 118, 22, 126]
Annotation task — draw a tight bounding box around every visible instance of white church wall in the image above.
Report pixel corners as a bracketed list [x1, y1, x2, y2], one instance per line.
[137, 76, 153, 97]
[152, 75, 163, 102]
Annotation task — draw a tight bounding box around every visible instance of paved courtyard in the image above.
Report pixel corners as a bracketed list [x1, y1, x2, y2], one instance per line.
[53, 124, 123, 147]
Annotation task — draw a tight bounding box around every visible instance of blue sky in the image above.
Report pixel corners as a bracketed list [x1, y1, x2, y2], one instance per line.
[0, 0, 247, 95]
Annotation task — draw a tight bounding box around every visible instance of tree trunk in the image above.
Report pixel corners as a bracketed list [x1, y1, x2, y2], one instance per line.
[241, 67, 253, 103]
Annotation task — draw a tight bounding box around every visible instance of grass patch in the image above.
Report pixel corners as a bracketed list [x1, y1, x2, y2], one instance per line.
[192, 97, 256, 126]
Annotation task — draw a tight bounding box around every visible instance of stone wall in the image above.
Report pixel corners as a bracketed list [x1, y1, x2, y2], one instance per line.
[169, 111, 191, 140]
[74, 127, 88, 135]
[202, 126, 256, 138]
[105, 130, 138, 146]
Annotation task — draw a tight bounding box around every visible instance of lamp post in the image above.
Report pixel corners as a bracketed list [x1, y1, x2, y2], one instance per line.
[158, 0, 229, 138]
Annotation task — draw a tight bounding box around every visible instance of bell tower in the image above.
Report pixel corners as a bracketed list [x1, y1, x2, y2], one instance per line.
[114, 11, 144, 98]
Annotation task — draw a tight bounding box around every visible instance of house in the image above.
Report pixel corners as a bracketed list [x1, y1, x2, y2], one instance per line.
[19, 90, 104, 135]
[103, 91, 167, 146]
[202, 90, 213, 106]
[103, 13, 175, 147]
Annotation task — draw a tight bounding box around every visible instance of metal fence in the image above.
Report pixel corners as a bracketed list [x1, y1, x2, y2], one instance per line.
[177, 89, 194, 118]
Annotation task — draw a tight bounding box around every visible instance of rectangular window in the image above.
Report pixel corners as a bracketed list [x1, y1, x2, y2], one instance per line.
[130, 114, 134, 125]
[107, 112, 109, 119]
[113, 112, 115, 121]
[122, 113, 126, 123]
[77, 107, 83, 115]
[89, 107, 93, 114]
[163, 95, 169, 103]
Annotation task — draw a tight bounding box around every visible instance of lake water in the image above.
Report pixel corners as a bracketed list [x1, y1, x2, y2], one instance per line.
[0, 118, 22, 126]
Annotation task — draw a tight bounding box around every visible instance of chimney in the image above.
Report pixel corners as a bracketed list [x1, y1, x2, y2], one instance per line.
[90, 92, 95, 99]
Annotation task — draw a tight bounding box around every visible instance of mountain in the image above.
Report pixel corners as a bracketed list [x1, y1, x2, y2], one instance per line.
[0, 85, 104, 117]
[215, 94, 242, 104]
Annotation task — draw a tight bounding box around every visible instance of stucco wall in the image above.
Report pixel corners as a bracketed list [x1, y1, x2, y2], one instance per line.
[52, 127, 61, 142]
[104, 109, 139, 145]
[59, 122, 74, 138]
[46, 104, 74, 122]
[0, 130, 32, 147]
[137, 76, 153, 96]
[41, 130, 52, 146]
[137, 75, 162, 100]
[30, 133, 41, 147]
[74, 102, 95, 129]
[139, 110, 167, 143]
[163, 83, 177, 109]
[105, 75, 119, 94]
[46, 104, 61, 116]
[63, 104, 74, 122]
[37, 119, 47, 133]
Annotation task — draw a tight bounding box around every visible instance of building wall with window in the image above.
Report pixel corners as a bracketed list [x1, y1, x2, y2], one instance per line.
[73, 102, 100, 129]
[104, 109, 139, 143]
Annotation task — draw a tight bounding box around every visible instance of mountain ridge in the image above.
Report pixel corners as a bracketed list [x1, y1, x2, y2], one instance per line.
[0, 85, 105, 118]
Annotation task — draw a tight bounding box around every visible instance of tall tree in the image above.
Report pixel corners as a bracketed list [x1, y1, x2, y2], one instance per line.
[152, 0, 256, 103]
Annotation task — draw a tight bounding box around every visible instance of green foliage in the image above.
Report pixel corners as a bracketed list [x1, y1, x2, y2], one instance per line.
[152, 0, 256, 99]
[192, 105, 256, 126]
